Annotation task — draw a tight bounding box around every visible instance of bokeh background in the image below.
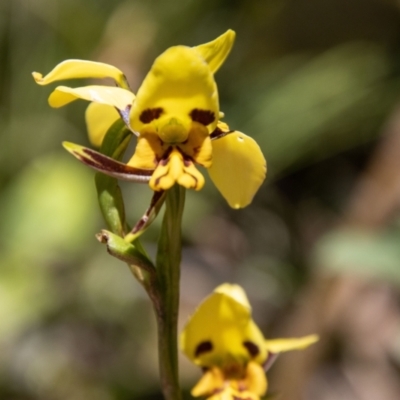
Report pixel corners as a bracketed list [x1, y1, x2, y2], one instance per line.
[1, 0, 400, 399]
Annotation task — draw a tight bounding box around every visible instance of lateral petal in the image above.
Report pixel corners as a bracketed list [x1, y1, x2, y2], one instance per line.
[62, 141, 153, 182]
[194, 30, 236, 74]
[32, 59, 129, 88]
[264, 335, 319, 354]
[208, 132, 266, 209]
[179, 122, 213, 168]
[48, 85, 134, 110]
[127, 132, 166, 170]
[85, 102, 121, 147]
[243, 362, 268, 397]
[191, 368, 225, 397]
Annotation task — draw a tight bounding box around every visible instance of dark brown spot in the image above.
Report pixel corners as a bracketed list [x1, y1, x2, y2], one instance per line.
[195, 341, 213, 357]
[243, 341, 260, 358]
[139, 107, 163, 123]
[190, 109, 215, 125]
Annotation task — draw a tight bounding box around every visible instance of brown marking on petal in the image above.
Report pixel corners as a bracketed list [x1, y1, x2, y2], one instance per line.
[178, 149, 195, 166]
[210, 126, 234, 140]
[139, 107, 164, 123]
[192, 145, 201, 156]
[243, 341, 260, 358]
[195, 341, 213, 357]
[159, 146, 173, 166]
[131, 190, 165, 234]
[80, 148, 153, 176]
[190, 109, 215, 126]
[155, 171, 170, 187]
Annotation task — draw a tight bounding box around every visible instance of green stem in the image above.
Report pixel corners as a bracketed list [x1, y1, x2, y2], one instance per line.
[155, 185, 185, 400]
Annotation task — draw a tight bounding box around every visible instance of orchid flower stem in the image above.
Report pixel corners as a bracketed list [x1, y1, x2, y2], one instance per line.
[155, 184, 185, 400]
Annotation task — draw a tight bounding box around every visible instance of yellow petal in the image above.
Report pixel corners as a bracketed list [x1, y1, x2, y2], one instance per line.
[146, 149, 205, 191]
[208, 131, 266, 209]
[244, 362, 267, 396]
[127, 132, 166, 170]
[214, 283, 251, 310]
[178, 161, 205, 191]
[149, 150, 183, 191]
[264, 334, 319, 354]
[48, 85, 134, 111]
[191, 368, 225, 397]
[85, 103, 120, 147]
[130, 45, 219, 135]
[149, 161, 175, 191]
[32, 59, 128, 88]
[179, 122, 212, 168]
[194, 30, 236, 74]
[180, 284, 266, 368]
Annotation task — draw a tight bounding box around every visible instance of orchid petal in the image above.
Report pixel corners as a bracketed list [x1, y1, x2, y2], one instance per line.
[48, 85, 134, 111]
[179, 122, 212, 168]
[180, 284, 266, 368]
[148, 149, 205, 191]
[130, 46, 219, 136]
[244, 362, 268, 397]
[265, 335, 319, 354]
[127, 131, 165, 170]
[208, 131, 266, 209]
[191, 368, 225, 397]
[215, 283, 251, 309]
[62, 141, 153, 182]
[32, 59, 129, 88]
[85, 102, 121, 147]
[194, 30, 236, 74]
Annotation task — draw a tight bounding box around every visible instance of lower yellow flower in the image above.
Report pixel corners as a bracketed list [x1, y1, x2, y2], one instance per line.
[180, 284, 318, 400]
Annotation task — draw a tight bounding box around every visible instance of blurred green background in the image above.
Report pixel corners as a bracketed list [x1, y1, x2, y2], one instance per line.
[2, 0, 400, 399]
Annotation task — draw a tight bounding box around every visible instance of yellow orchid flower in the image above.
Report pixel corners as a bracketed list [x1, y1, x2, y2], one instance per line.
[180, 284, 318, 400]
[32, 30, 266, 209]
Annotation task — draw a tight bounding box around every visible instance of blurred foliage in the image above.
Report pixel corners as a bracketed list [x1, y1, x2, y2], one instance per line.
[2, 0, 400, 399]
[313, 225, 400, 286]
